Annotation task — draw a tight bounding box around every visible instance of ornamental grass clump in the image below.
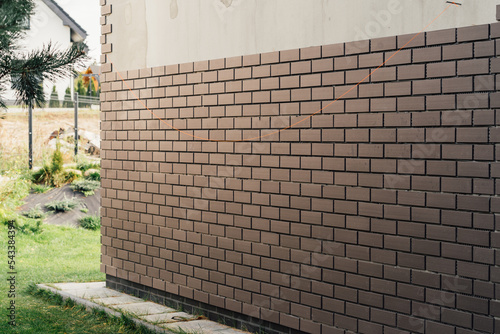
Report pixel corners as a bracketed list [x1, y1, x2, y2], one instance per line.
[31, 183, 52, 193]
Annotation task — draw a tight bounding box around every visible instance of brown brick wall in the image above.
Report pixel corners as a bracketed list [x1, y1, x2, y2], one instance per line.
[101, 23, 500, 333]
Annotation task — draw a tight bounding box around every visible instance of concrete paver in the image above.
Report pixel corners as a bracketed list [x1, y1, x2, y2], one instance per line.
[71, 287, 122, 299]
[140, 311, 197, 323]
[112, 301, 176, 316]
[161, 319, 239, 332]
[91, 295, 143, 306]
[38, 282, 250, 334]
[217, 329, 250, 334]
[52, 282, 105, 291]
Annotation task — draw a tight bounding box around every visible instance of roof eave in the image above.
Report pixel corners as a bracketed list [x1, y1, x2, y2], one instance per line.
[40, 0, 88, 42]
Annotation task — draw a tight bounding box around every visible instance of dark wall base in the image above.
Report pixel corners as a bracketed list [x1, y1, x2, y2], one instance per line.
[106, 275, 306, 334]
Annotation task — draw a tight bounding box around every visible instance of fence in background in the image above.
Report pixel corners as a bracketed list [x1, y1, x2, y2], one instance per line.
[3, 95, 100, 110]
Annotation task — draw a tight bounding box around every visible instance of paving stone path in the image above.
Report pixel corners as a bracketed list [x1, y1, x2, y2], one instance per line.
[38, 282, 249, 334]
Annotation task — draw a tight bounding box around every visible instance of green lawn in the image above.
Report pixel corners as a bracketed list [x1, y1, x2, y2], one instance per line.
[0, 171, 157, 333]
[0, 221, 147, 333]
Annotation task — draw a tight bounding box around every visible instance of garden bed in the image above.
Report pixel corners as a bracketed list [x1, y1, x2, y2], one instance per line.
[19, 184, 100, 227]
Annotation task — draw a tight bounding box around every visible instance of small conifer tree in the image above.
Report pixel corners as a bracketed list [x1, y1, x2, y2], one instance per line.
[48, 86, 60, 108]
[62, 87, 73, 108]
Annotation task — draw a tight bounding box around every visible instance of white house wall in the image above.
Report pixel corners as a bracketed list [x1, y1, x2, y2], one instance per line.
[107, 0, 499, 72]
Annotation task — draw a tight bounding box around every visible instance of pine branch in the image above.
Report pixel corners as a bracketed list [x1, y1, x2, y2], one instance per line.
[0, 85, 6, 109]
[7, 42, 88, 107]
[0, 0, 33, 51]
[0, 0, 88, 109]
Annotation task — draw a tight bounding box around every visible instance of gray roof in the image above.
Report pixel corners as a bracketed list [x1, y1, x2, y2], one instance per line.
[41, 0, 87, 42]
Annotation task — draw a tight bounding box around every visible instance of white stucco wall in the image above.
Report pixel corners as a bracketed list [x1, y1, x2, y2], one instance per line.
[107, 0, 500, 72]
[6, 0, 74, 103]
[21, 0, 71, 51]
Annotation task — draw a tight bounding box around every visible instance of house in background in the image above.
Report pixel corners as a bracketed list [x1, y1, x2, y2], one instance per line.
[6, 0, 87, 105]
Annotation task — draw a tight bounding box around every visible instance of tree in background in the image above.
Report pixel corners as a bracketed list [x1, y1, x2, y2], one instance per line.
[74, 74, 88, 108]
[0, 0, 87, 109]
[48, 86, 59, 108]
[74, 69, 99, 108]
[82, 66, 99, 97]
[62, 87, 73, 108]
[75, 75, 86, 97]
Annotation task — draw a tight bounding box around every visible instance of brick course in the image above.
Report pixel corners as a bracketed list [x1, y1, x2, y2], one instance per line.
[101, 22, 500, 334]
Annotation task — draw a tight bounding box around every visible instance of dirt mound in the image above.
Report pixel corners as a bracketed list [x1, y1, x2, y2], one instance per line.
[19, 184, 100, 227]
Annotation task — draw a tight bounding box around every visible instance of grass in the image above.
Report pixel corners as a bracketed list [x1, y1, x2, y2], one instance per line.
[0, 223, 118, 333]
[0, 174, 31, 225]
[76, 154, 100, 172]
[77, 161, 100, 172]
[30, 184, 52, 194]
[16, 220, 44, 235]
[26, 285, 158, 334]
[0, 174, 46, 236]
[0, 112, 136, 332]
[0, 172, 157, 333]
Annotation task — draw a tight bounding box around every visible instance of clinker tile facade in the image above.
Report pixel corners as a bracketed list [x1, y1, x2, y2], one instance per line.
[101, 14, 500, 333]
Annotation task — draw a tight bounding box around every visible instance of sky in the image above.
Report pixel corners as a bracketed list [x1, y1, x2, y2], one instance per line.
[56, 0, 101, 63]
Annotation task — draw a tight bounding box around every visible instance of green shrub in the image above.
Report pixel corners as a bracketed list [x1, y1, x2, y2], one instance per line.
[31, 183, 52, 194]
[70, 179, 100, 196]
[2, 217, 43, 235]
[63, 168, 82, 183]
[50, 143, 64, 175]
[31, 164, 52, 184]
[31, 144, 68, 187]
[50, 173, 68, 188]
[22, 205, 46, 219]
[79, 215, 100, 230]
[85, 171, 100, 181]
[0, 210, 17, 227]
[0, 175, 43, 235]
[45, 197, 79, 212]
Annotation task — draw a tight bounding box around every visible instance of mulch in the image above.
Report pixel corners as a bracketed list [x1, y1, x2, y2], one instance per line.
[19, 184, 100, 227]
